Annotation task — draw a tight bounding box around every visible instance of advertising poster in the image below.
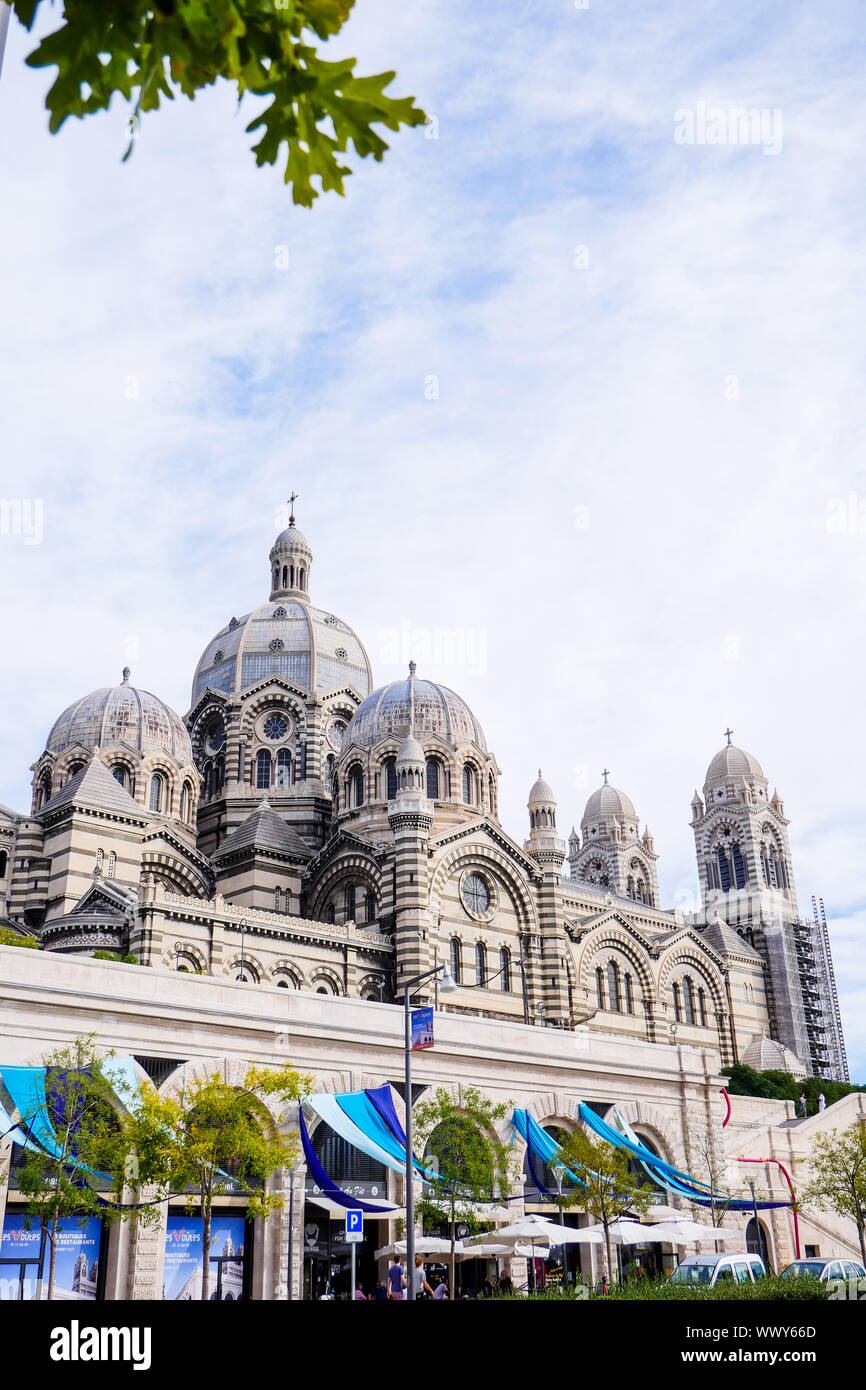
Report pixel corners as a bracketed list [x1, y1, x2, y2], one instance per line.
[163, 1215, 246, 1301]
[411, 1006, 434, 1051]
[0, 1213, 101, 1301]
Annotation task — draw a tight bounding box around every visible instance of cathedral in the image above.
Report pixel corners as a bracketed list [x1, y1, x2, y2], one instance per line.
[0, 511, 848, 1081]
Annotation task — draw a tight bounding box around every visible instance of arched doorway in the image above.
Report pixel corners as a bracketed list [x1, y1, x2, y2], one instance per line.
[746, 1217, 771, 1270]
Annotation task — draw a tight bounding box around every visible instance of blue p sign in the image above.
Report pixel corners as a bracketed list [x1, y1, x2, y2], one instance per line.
[346, 1210, 363, 1234]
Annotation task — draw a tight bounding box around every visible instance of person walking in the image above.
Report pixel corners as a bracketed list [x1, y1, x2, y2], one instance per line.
[413, 1255, 434, 1299]
[387, 1255, 407, 1301]
[799, 1093, 808, 1119]
[433, 1279, 449, 1300]
[818, 1092, 826, 1113]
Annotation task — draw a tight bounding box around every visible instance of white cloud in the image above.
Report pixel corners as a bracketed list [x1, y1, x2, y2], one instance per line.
[1, 0, 864, 1073]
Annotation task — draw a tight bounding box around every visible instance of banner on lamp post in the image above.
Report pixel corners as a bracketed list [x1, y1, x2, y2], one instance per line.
[411, 1006, 434, 1051]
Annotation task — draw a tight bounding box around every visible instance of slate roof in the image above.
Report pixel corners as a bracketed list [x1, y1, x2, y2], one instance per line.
[212, 800, 312, 861]
[37, 754, 145, 819]
[701, 917, 763, 960]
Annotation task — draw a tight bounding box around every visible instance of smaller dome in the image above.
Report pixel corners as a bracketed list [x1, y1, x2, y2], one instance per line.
[705, 743, 765, 786]
[740, 1032, 805, 1078]
[397, 732, 425, 767]
[45, 674, 192, 762]
[271, 520, 312, 556]
[582, 782, 637, 825]
[528, 770, 556, 806]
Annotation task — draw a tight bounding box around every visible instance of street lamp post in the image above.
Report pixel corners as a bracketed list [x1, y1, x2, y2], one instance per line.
[239, 919, 247, 981]
[403, 961, 457, 1300]
[551, 1162, 567, 1284]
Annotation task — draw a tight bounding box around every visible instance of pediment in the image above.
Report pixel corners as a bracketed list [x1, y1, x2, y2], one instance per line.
[430, 816, 541, 878]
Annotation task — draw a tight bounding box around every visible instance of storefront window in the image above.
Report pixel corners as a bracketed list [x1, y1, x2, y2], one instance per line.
[1, 1212, 103, 1301]
[162, 1214, 249, 1300]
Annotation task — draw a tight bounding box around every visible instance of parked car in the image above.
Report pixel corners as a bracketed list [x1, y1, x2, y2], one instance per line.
[780, 1258, 866, 1283]
[669, 1253, 767, 1287]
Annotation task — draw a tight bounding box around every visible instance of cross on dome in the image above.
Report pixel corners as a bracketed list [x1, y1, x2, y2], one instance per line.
[724, 727, 734, 746]
[602, 767, 610, 785]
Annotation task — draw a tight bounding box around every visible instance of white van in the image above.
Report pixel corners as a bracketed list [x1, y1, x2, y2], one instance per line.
[669, 1253, 767, 1287]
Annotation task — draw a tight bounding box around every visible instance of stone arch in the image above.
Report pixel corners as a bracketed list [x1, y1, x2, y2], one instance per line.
[577, 927, 655, 1003]
[158, 1056, 287, 1138]
[238, 689, 307, 741]
[611, 1100, 684, 1170]
[308, 966, 343, 995]
[160, 940, 209, 974]
[429, 842, 540, 935]
[357, 973, 387, 1001]
[223, 951, 265, 984]
[305, 852, 384, 922]
[658, 946, 725, 1013]
[265, 959, 305, 989]
[141, 849, 211, 898]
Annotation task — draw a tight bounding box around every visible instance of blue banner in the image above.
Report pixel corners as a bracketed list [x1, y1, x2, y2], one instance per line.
[163, 1215, 246, 1301]
[1, 1213, 101, 1300]
[411, 1007, 434, 1051]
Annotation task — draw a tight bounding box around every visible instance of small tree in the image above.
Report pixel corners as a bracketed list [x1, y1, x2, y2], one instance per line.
[10, 1037, 129, 1300]
[413, 1087, 514, 1301]
[801, 1122, 866, 1265]
[682, 1109, 742, 1230]
[0, 924, 40, 948]
[118, 1063, 310, 1300]
[555, 1128, 656, 1285]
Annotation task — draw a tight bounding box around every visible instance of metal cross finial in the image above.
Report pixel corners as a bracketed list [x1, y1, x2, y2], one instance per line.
[602, 767, 610, 786]
[724, 727, 734, 746]
[288, 491, 298, 524]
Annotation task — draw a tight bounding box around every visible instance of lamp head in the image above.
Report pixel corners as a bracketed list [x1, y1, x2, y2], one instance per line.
[439, 962, 459, 994]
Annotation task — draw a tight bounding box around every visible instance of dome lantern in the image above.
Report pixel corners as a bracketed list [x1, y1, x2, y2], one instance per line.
[269, 500, 313, 605]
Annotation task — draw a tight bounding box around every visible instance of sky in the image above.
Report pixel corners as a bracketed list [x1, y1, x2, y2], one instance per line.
[1, 1, 865, 1076]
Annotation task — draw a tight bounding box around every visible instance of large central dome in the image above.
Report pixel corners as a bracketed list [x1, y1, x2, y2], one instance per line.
[191, 601, 372, 706]
[343, 666, 487, 753]
[191, 516, 372, 706]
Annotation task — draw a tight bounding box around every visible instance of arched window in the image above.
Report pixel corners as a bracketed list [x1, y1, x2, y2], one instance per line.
[365, 890, 376, 924]
[425, 758, 440, 800]
[327, 903, 336, 925]
[607, 960, 621, 1012]
[746, 1217, 770, 1265]
[325, 754, 336, 795]
[149, 773, 164, 812]
[276, 749, 292, 789]
[203, 763, 214, 800]
[0, 851, 7, 878]
[299, 568, 305, 590]
[475, 942, 486, 987]
[111, 766, 126, 789]
[384, 758, 397, 800]
[731, 843, 746, 889]
[697, 986, 707, 1027]
[624, 972, 634, 1015]
[68, 761, 85, 778]
[499, 948, 511, 992]
[462, 765, 475, 804]
[282, 565, 288, 588]
[346, 884, 356, 919]
[256, 749, 271, 789]
[488, 773, 496, 814]
[673, 981, 682, 1023]
[596, 966, 605, 1010]
[289, 564, 294, 587]
[351, 766, 364, 807]
[95, 848, 104, 873]
[215, 756, 225, 793]
[717, 847, 731, 892]
[107, 851, 116, 879]
[450, 938, 462, 985]
[683, 976, 695, 1025]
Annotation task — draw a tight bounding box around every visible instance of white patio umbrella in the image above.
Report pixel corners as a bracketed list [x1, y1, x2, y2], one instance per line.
[651, 1220, 744, 1245]
[465, 1213, 602, 1249]
[374, 1236, 465, 1259]
[581, 1219, 663, 1244]
[456, 1243, 519, 1261]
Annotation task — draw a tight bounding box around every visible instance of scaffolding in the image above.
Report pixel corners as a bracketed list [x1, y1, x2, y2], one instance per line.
[811, 895, 849, 1082]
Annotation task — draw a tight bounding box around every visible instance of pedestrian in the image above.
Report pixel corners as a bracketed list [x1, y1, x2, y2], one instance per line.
[373, 1281, 388, 1302]
[818, 1092, 826, 1112]
[478, 1275, 495, 1298]
[799, 1093, 807, 1119]
[387, 1255, 407, 1300]
[496, 1273, 513, 1296]
[354, 1283, 367, 1300]
[413, 1254, 434, 1298]
[433, 1279, 449, 1300]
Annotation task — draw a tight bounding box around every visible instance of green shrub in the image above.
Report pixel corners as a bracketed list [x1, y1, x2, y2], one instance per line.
[92, 950, 138, 964]
[492, 1276, 828, 1301]
[0, 925, 40, 949]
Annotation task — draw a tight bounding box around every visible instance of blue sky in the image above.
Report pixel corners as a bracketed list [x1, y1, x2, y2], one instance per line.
[1, 0, 865, 1076]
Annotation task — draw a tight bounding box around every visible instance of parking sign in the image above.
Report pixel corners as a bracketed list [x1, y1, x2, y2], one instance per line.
[346, 1209, 364, 1242]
